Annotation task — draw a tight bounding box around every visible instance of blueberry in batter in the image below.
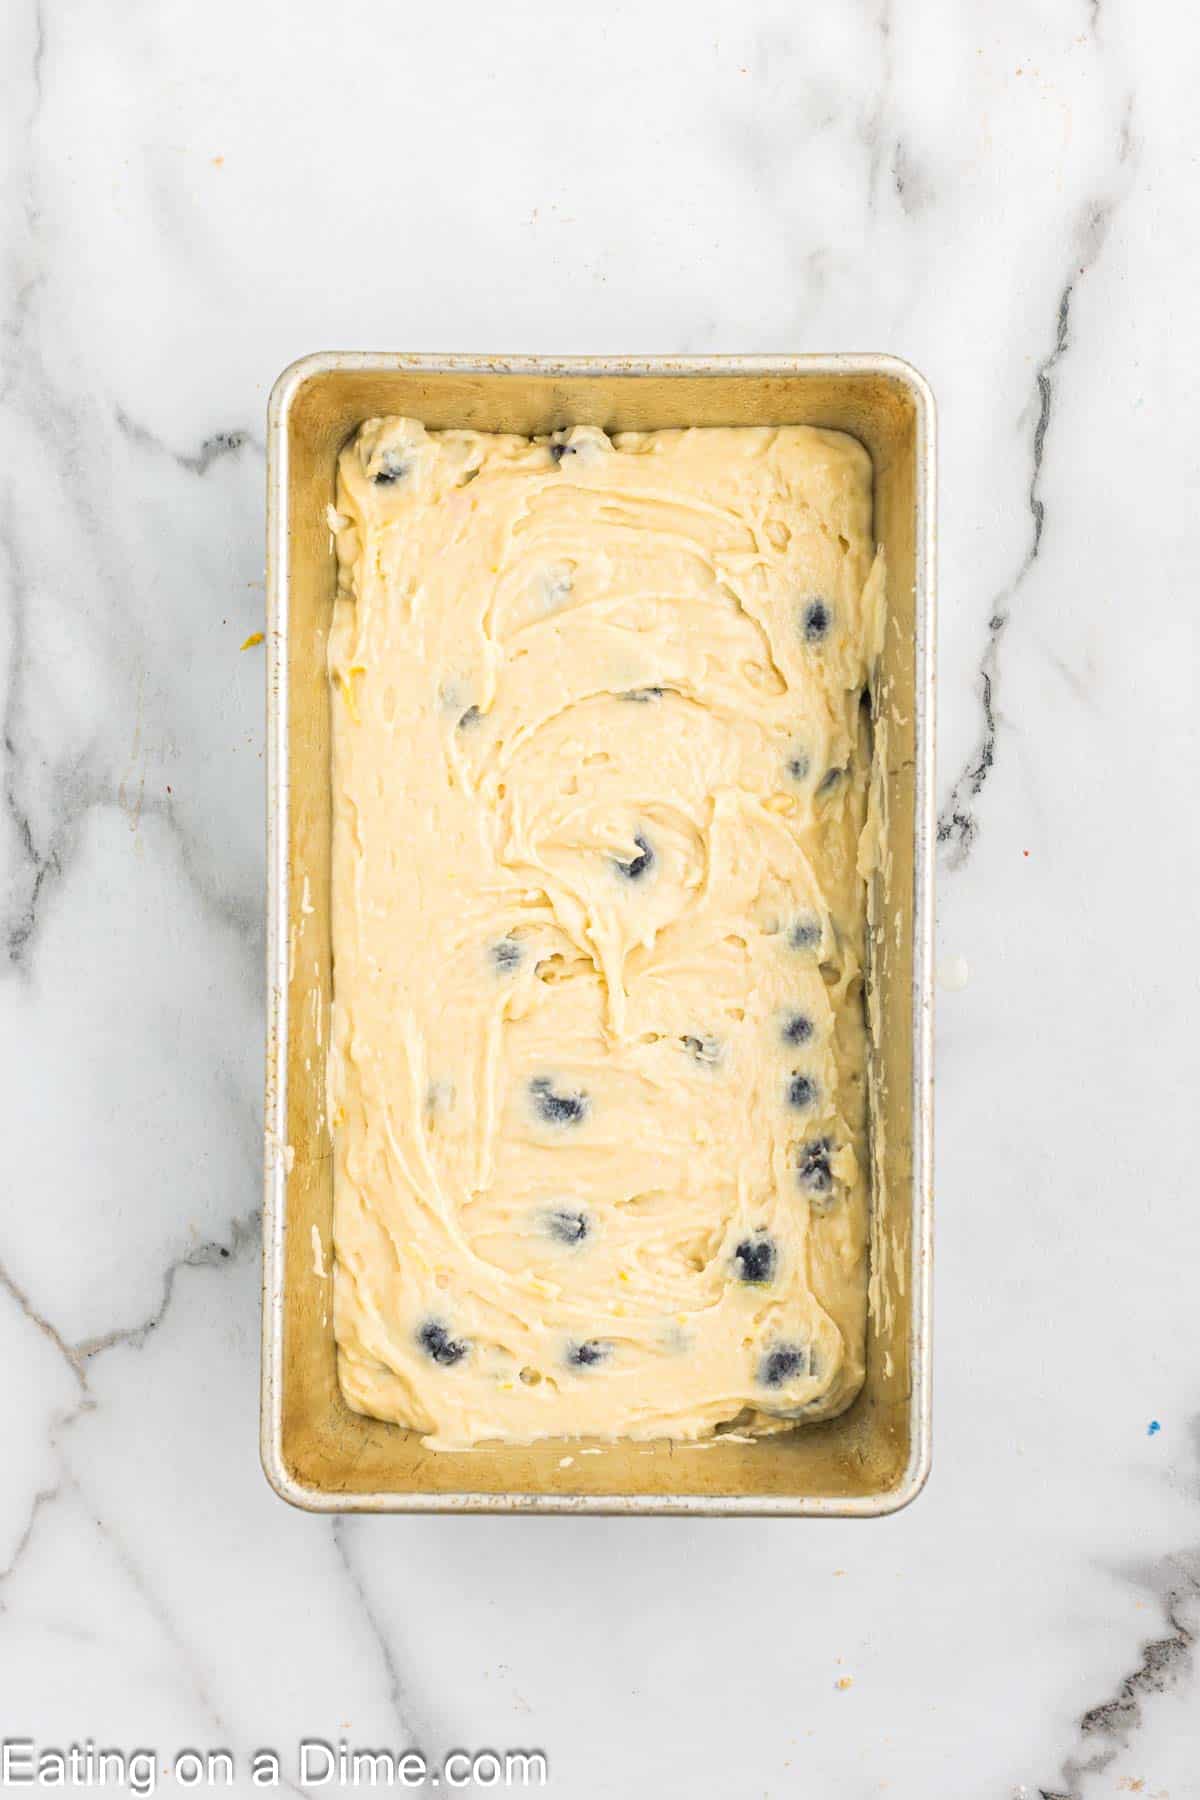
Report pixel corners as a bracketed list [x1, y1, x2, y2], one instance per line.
[782, 1013, 814, 1046]
[371, 450, 409, 486]
[733, 1235, 777, 1284]
[418, 1322, 469, 1367]
[759, 1343, 811, 1387]
[789, 915, 823, 952]
[544, 1208, 590, 1245]
[530, 1078, 589, 1126]
[802, 597, 833, 642]
[787, 1073, 819, 1110]
[796, 1138, 834, 1195]
[613, 835, 654, 881]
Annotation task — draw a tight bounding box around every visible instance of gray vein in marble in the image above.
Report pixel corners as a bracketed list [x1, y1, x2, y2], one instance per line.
[87, 1494, 238, 1746]
[862, 0, 894, 214]
[1, 404, 263, 965]
[29, 0, 45, 107]
[1, 21, 267, 976]
[0, 1204, 258, 1574]
[937, 102, 1135, 869]
[0, 1266, 91, 1607]
[0, 489, 55, 964]
[4, 1470, 310, 1800]
[0, 1233, 261, 1663]
[0, 1485, 60, 1595]
[935, 286, 1064, 866]
[860, 0, 927, 220]
[0, 1248, 282, 1800]
[0, 484, 85, 969]
[2, 4, 50, 403]
[112, 404, 264, 477]
[4, 768, 261, 971]
[331, 1518, 441, 1784]
[890, 139, 925, 217]
[1, 1224, 256, 1565]
[72, 1207, 260, 1362]
[1038, 1538, 1200, 1798]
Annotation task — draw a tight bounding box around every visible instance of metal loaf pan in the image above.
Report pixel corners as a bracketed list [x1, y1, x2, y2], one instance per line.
[263, 354, 934, 1514]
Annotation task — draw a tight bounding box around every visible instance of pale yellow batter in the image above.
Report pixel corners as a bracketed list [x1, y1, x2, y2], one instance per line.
[328, 415, 881, 1450]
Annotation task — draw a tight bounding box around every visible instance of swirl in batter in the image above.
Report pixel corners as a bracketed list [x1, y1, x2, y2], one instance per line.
[328, 416, 882, 1449]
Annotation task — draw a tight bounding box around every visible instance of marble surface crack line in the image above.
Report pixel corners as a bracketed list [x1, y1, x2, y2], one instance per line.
[112, 404, 264, 476]
[937, 98, 1136, 869]
[331, 1518, 442, 1783]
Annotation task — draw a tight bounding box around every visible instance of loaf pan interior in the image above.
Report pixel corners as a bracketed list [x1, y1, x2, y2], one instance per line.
[263, 356, 933, 1514]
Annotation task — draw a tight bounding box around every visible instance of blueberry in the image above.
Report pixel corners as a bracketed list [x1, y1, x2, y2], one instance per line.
[614, 834, 654, 880]
[796, 1138, 834, 1195]
[458, 704, 482, 730]
[789, 915, 822, 951]
[787, 750, 811, 781]
[681, 1034, 721, 1065]
[782, 1013, 814, 1046]
[816, 766, 845, 795]
[531, 1077, 589, 1126]
[787, 1073, 819, 1109]
[492, 937, 521, 972]
[759, 1342, 811, 1387]
[567, 1339, 608, 1367]
[545, 1208, 589, 1245]
[418, 1321, 468, 1366]
[733, 1235, 776, 1284]
[372, 451, 409, 486]
[548, 440, 577, 465]
[622, 686, 664, 703]
[802, 598, 833, 642]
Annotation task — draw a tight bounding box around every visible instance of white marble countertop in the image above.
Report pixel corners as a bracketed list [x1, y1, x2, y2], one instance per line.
[1, 3, 1197, 1796]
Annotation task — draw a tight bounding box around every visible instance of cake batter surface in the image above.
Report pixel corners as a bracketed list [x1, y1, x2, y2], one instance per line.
[328, 416, 880, 1449]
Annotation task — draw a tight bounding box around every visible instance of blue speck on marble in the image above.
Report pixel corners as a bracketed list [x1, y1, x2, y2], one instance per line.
[1147, 1419, 1161, 1436]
